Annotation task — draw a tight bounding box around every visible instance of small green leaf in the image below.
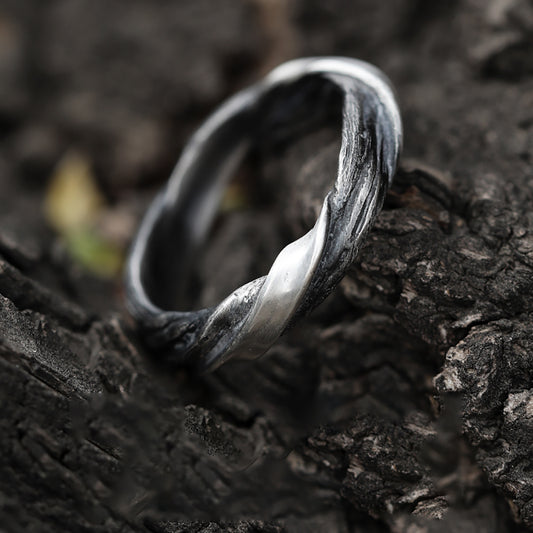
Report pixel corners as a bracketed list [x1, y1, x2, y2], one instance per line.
[65, 227, 123, 278]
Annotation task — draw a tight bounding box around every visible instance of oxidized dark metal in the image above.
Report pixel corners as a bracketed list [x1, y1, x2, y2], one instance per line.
[125, 57, 403, 372]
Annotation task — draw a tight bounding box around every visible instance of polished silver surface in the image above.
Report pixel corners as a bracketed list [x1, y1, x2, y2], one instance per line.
[125, 56, 403, 372]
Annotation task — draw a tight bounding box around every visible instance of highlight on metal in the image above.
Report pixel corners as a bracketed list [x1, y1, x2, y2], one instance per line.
[125, 57, 403, 372]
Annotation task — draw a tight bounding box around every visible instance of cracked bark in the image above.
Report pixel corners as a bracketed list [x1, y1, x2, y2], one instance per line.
[1, 0, 533, 532]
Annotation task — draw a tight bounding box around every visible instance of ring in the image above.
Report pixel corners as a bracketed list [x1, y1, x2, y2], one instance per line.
[125, 57, 402, 372]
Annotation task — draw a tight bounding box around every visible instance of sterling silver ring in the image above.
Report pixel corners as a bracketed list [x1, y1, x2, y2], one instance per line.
[125, 56, 402, 372]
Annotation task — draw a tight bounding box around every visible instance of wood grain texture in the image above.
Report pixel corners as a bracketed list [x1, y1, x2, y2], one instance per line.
[1, 0, 532, 531]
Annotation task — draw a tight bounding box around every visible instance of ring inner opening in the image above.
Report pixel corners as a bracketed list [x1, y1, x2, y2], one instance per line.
[142, 76, 343, 312]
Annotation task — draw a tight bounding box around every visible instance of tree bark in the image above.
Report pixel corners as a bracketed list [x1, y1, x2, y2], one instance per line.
[1, 0, 533, 532]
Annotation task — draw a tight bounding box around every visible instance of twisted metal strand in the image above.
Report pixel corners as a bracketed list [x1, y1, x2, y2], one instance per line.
[125, 57, 402, 372]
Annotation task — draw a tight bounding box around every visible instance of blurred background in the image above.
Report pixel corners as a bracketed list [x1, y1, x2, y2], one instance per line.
[1, 0, 532, 313]
[1, 2, 533, 532]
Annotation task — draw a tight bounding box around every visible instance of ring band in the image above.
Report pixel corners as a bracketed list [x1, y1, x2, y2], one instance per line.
[125, 57, 402, 372]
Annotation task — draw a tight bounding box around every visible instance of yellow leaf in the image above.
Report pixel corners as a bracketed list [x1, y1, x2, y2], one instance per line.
[220, 182, 250, 212]
[44, 151, 104, 233]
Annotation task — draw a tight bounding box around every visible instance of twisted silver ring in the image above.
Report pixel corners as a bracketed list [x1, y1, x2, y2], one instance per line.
[125, 57, 402, 372]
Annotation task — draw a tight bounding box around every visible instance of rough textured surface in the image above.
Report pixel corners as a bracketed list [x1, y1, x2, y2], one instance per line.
[0, 0, 532, 531]
[125, 61, 401, 371]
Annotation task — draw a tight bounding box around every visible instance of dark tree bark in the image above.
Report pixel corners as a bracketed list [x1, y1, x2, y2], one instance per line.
[1, 0, 533, 532]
